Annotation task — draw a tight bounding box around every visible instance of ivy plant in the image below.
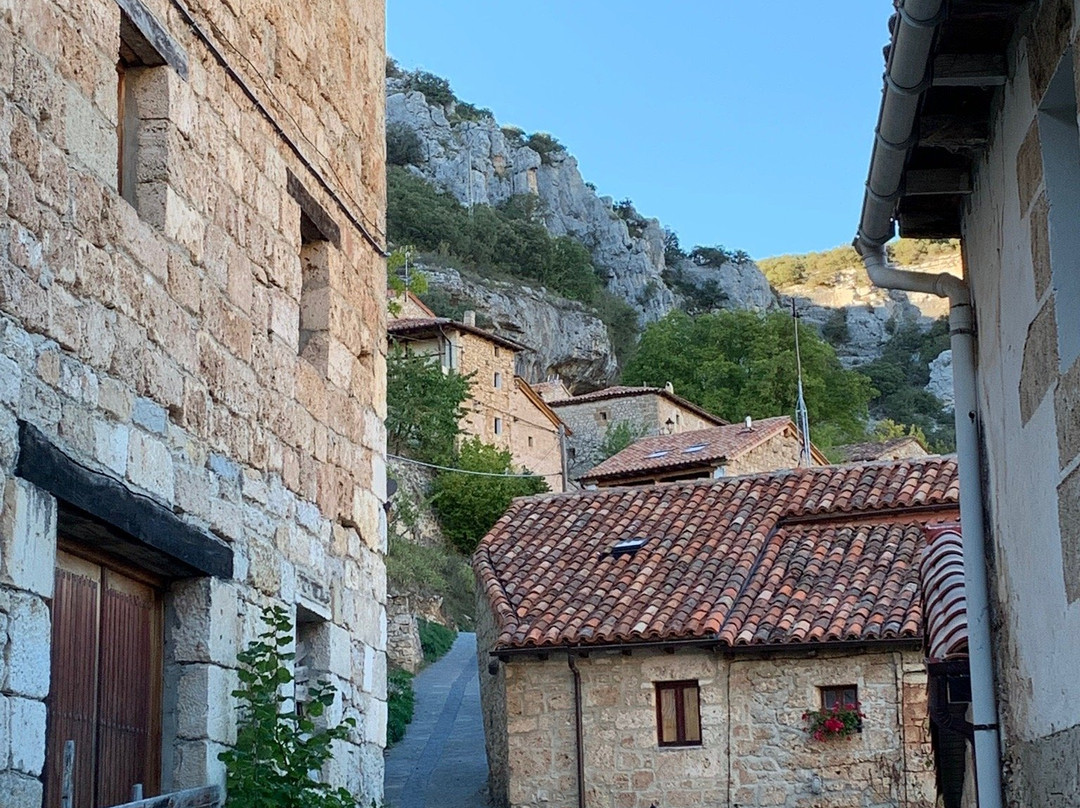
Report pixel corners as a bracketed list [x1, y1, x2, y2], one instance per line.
[219, 605, 360, 808]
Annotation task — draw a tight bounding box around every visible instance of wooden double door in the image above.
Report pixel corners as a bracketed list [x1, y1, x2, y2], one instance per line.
[44, 548, 163, 808]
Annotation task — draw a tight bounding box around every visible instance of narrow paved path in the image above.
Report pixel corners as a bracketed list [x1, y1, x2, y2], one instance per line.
[384, 632, 489, 808]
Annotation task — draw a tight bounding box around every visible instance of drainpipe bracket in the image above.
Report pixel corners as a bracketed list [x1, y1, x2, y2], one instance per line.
[885, 71, 932, 97]
[897, 3, 945, 29]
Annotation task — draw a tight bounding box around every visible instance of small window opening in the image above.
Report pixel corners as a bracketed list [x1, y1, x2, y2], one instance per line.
[527, 435, 534, 448]
[299, 211, 331, 368]
[494, 417, 503, 435]
[611, 536, 648, 558]
[295, 606, 329, 721]
[820, 685, 858, 711]
[494, 371, 502, 389]
[494, 346, 500, 358]
[599, 411, 608, 422]
[655, 680, 701, 747]
[568, 447, 577, 460]
[116, 12, 170, 220]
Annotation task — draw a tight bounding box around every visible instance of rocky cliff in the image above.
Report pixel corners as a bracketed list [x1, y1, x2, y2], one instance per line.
[417, 264, 619, 388]
[386, 79, 777, 325]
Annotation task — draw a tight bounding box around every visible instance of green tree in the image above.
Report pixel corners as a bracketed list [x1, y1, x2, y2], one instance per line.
[385, 345, 473, 465]
[431, 438, 548, 555]
[621, 310, 876, 448]
[219, 606, 358, 808]
[598, 420, 648, 461]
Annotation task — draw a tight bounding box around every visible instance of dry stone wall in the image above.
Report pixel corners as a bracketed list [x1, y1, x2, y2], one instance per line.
[0, 0, 387, 803]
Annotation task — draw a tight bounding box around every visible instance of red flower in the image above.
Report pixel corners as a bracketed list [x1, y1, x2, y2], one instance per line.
[824, 717, 845, 733]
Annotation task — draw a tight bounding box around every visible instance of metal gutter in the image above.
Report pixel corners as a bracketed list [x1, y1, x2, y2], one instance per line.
[492, 636, 920, 660]
[854, 3, 1003, 807]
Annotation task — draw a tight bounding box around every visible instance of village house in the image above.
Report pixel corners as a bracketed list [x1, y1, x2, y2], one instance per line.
[854, 1, 1080, 803]
[835, 437, 930, 465]
[388, 295, 569, 490]
[475, 457, 959, 808]
[537, 384, 726, 483]
[1, 0, 387, 805]
[579, 415, 828, 488]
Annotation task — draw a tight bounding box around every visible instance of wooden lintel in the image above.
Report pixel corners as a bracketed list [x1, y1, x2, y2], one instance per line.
[114, 0, 189, 79]
[932, 53, 1007, 86]
[905, 168, 973, 195]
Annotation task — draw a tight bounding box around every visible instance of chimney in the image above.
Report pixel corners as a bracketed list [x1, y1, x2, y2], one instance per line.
[744, 416, 753, 431]
[664, 381, 674, 394]
[463, 310, 476, 327]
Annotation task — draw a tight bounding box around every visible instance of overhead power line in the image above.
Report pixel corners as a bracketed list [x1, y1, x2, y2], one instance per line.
[387, 453, 545, 479]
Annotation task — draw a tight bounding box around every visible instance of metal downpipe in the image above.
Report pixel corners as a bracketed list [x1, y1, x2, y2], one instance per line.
[854, 2, 1004, 805]
[568, 654, 586, 808]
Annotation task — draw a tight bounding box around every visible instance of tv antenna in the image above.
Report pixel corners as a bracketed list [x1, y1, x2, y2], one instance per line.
[792, 299, 814, 467]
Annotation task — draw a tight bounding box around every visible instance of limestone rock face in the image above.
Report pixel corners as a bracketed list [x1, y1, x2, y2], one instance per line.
[926, 350, 954, 411]
[420, 266, 619, 389]
[670, 258, 778, 313]
[777, 268, 953, 368]
[387, 83, 682, 323]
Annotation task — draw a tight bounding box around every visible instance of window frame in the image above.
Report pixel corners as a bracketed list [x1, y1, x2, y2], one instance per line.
[820, 684, 858, 711]
[494, 416, 503, 436]
[654, 679, 702, 748]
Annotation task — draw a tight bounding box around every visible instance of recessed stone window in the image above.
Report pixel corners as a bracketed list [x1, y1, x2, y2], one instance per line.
[115, 1, 187, 223]
[494, 417, 503, 436]
[655, 680, 701, 747]
[288, 171, 340, 371]
[494, 371, 502, 389]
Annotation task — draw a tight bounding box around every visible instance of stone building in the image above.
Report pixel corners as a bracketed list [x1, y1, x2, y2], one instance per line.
[475, 458, 959, 808]
[388, 297, 568, 490]
[580, 415, 828, 487]
[539, 384, 726, 483]
[854, 1, 1080, 803]
[1, 0, 387, 805]
[836, 437, 930, 465]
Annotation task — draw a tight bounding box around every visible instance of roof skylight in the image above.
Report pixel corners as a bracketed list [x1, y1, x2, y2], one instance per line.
[645, 450, 669, 459]
[611, 536, 649, 558]
[682, 444, 707, 454]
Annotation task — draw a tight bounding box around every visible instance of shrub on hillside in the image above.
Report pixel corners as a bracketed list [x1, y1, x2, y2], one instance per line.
[387, 123, 424, 167]
[431, 438, 548, 555]
[525, 132, 564, 164]
[418, 619, 457, 663]
[386, 669, 415, 746]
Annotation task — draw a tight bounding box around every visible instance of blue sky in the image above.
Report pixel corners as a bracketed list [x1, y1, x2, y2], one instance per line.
[386, 2, 893, 260]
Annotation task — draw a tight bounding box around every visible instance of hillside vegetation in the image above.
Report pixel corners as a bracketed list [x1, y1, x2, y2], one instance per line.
[758, 239, 960, 288]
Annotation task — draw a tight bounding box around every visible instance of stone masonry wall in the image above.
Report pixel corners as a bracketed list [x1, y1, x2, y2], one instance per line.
[458, 330, 517, 451]
[0, 0, 387, 803]
[508, 385, 563, 492]
[489, 646, 934, 808]
[556, 393, 717, 481]
[959, 2, 1080, 805]
[726, 430, 804, 477]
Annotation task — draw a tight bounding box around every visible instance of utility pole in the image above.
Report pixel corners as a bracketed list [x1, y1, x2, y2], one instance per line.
[792, 299, 814, 466]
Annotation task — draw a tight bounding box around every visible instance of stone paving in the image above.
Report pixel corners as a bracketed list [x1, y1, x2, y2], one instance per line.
[384, 632, 489, 808]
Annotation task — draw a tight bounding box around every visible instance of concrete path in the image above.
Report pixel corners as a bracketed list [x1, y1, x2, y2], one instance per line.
[384, 632, 489, 808]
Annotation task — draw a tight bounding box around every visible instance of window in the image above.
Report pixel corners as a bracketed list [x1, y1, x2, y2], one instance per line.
[655, 681, 701, 747]
[820, 685, 858, 711]
[1039, 48, 1080, 370]
[598, 411, 608, 422]
[494, 346, 500, 358]
[45, 548, 163, 807]
[115, 6, 180, 222]
[527, 435, 534, 448]
[289, 172, 340, 370]
[568, 447, 577, 460]
[494, 371, 502, 389]
[494, 417, 503, 435]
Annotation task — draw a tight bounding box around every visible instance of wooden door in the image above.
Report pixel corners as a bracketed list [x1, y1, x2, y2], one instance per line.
[44, 550, 162, 808]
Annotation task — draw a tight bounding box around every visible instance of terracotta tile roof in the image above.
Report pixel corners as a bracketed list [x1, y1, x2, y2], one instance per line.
[921, 524, 968, 662]
[545, 385, 727, 426]
[475, 457, 959, 652]
[387, 317, 531, 353]
[582, 417, 795, 482]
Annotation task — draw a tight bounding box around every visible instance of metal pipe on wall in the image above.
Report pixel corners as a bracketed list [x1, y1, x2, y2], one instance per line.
[568, 654, 586, 808]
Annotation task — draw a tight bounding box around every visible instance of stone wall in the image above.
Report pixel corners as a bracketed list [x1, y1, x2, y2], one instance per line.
[959, 1, 1080, 805]
[724, 429, 803, 477]
[0, 0, 387, 803]
[555, 392, 718, 481]
[508, 383, 564, 492]
[483, 643, 934, 808]
[458, 330, 517, 451]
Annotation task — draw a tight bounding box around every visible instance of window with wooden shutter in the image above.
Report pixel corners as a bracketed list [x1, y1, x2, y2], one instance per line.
[655, 680, 702, 747]
[44, 548, 163, 808]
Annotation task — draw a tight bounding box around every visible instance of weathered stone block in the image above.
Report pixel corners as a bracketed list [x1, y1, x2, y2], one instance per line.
[0, 770, 43, 808]
[175, 663, 237, 745]
[1056, 355, 1080, 471]
[1059, 464, 1080, 603]
[169, 578, 241, 665]
[1, 479, 56, 598]
[127, 428, 175, 501]
[1016, 118, 1043, 216]
[1019, 298, 1059, 425]
[9, 697, 45, 776]
[1030, 191, 1052, 301]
